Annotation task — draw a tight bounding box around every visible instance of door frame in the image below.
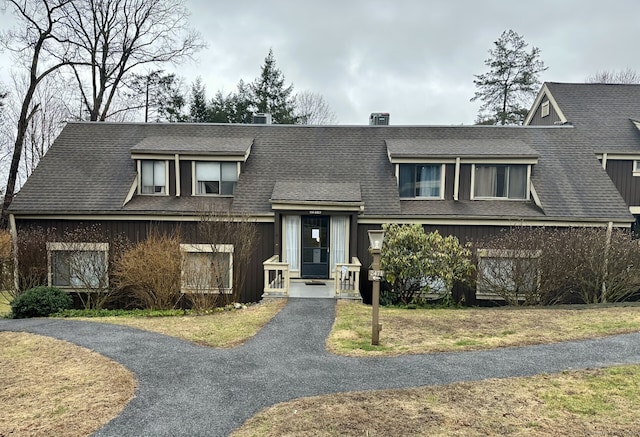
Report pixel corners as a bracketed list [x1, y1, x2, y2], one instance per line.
[300, 215, 330, 278]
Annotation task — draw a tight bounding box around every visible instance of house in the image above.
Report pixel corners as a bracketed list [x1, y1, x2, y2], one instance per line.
[8, 83, 639, 303]
[526, 82, 640, 232]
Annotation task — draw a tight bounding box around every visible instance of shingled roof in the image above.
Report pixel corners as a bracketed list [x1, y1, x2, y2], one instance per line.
[538, 82, 640, 153]
[9, 121, 633, 223]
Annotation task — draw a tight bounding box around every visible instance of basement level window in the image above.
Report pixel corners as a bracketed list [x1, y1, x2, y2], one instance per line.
[541, 101, 550, 118]
[476, 248, 541, 298]
[47, 242, 109, 290]
[180, 244, 234, 294]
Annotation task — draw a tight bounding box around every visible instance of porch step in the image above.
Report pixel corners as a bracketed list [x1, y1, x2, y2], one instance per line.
[289, 280, 333, 298]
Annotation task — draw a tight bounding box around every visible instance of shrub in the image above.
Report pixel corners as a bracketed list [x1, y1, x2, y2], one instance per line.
[11, 286, 73, 318]
[380, 224, 474, 305]
[113, 232, 182, 310]
[0, 229, 15, 299]
[477, 227, 640, 305]
[50, 225, 129, 310]
[15, 227, 54, 296]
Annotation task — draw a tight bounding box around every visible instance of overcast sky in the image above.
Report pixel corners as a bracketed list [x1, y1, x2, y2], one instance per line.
[176, 0, 640, 125]
[1, 1, 639, 126]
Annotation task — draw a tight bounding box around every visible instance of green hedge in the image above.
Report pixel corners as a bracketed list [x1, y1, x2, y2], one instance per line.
[11, 286, 73, 318]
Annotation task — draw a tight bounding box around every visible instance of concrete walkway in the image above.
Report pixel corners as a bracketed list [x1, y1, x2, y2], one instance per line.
[3, 298, 640, 436]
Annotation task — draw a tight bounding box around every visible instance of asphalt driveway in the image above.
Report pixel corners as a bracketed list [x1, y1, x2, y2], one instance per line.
[3, 298, 640, 436]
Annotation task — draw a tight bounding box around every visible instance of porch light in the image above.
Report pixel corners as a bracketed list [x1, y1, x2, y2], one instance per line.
[367, 229, 385, 252]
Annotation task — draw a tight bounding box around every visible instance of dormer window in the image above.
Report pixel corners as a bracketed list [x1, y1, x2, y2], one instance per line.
[398, 164, 444, 199]
[473, 164, 528, 200]
[140, 160, 167, 194]
[194, 161, 238, 195]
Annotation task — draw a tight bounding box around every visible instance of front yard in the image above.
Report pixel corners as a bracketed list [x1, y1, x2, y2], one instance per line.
[327, 300, 640, 355]
[4, 298, 640, 436]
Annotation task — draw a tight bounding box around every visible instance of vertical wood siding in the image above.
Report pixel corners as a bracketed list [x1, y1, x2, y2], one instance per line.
[15, 219, 274, 303]
[527, 100, 562, 126]
[606, 160, 640, 206]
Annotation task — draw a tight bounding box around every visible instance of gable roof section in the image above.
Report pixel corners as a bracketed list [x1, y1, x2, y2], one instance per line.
[529, 82, 640, 153]
[9, 122, 633, 224]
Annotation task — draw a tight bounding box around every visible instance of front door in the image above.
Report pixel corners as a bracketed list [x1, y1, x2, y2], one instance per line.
[301, 215, 329, 278]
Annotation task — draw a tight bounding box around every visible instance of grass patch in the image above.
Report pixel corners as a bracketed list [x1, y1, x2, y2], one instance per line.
[76, 299, 287, 348]
[0, 332, 135, 437]
[0, 291, 11, 316]
[328, 301, 640, 356]
[232, 365, 640, 437]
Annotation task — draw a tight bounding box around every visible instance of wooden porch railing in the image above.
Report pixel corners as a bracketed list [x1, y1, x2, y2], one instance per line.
[334, 257, 362, 299]
[263, 255, 290, 297]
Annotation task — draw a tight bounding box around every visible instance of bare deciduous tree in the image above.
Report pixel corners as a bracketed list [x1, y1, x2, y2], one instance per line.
[586, 68, 640, 84]
[58, 0, 204, 121]
[0, 0, 75, 228]
[294, 91, 338, 125]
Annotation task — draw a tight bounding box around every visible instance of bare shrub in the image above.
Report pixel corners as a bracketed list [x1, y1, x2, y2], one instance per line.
[478, 227, 640, 305]
[50, 226, 128, 309]
[113, 232, 182, 310]
[181, 247, 229, 311]
[192, 207, 258, 308]
[0, 230, 15, 298]
[15, 227, 55, 296]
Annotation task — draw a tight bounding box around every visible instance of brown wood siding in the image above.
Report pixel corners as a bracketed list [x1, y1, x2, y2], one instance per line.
[458, 164, 472, 200]
[527, 100, 562, 126]
[15, 219, 274, 303]
[444, 164, 455, 200]
[606, 160, 640, 206]
[180, 160, 192, 196]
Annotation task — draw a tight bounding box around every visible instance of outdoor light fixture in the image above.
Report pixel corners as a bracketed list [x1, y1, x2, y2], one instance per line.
[367, 229, 385, 346]
[367, 229, 385, 252]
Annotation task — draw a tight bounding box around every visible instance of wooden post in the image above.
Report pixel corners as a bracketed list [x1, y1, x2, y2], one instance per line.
[371, 250, 381, 345]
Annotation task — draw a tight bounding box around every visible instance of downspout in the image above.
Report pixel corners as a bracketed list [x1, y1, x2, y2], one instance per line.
[9, 214, 18, 293]
[601, 221, 613, 303]
[175, 154, 181, 197]
[454, 157, 460, 201]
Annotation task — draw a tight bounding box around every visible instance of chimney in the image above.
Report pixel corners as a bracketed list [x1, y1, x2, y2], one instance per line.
[369, 112, 390, 125]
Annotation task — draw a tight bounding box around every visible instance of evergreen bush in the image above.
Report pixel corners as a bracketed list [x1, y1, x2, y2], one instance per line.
[11, 286, 73, 318]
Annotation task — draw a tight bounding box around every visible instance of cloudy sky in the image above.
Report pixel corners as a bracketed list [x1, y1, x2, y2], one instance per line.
[178, 0, 640, 125]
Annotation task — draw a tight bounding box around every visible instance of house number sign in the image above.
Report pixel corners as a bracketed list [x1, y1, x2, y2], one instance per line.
[309, 210, 322, 215]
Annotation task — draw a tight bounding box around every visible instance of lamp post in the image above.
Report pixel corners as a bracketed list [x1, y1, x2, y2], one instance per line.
[368, 229, 385, 346]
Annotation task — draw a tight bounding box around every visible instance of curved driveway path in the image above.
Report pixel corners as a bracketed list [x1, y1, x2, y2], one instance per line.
[3, 298, 640, 436]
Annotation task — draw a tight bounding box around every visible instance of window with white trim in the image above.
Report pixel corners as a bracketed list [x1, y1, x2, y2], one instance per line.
[140, 160, 167, 194]
[474, 164, 527, 199]
[477, 249, 540, 297]
[194, 162, 238, 195]
[47, 242, 109, 290]
[398, 163, 443, 198]
[180, 244, 233, 293]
